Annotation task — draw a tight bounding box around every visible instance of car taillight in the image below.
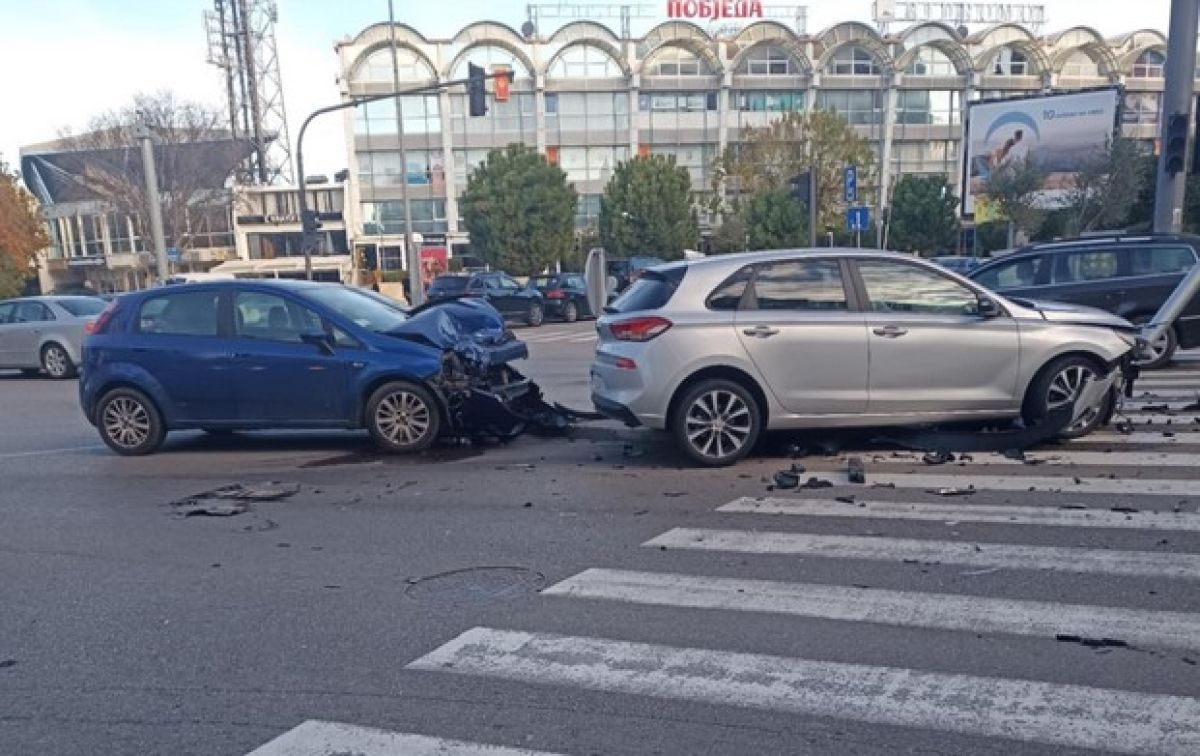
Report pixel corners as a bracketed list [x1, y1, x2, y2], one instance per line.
[609, 316, 672, 342]
[545, 289, 565, 300]
[86, 301, 119, 335]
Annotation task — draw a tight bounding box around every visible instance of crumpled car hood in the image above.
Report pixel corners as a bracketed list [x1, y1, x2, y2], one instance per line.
[385, 298, 529, 368]
[1009, 297, 1137, 331]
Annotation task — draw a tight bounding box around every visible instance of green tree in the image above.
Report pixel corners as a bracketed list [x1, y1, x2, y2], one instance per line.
[1061, 137, 1145, 236]
[1124, 154, 1200, 233]
[0, 156, 47, 297]
[460, 144, 577, 273]
[982, 157, 1047, 247]
[712, 110, 875, 235]
[745, 189, 808, 250]
[709, 208, 748, 254]
[887, 175, 960, 254]
[599, 154, 696, 260]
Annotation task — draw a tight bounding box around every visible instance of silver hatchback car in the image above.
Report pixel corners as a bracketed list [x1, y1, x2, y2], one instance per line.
[0, 296, 108, 378]
[590, 250, 1139, 466]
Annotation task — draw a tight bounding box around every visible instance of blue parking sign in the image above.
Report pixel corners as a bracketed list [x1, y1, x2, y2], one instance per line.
[843, 166, 857, 203]
[846, 206, 870, 232]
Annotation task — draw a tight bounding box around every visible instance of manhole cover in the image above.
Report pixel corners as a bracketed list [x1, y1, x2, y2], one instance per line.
[405, 566, 545, 605]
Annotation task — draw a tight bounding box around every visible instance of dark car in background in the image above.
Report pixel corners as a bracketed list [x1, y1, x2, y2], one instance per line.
[426, 272, 545, 327]
[526, 273, 592, 322]
[78, 281, 536, 456]
[931, 256, 984, 275]
[969, 234, 1200, 368]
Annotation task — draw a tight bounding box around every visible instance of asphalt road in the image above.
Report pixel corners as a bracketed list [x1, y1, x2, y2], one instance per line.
[2, 326, 1200, 755]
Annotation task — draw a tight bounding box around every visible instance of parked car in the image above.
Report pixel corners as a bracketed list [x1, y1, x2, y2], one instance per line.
[526, 273, 593, 322]
[969, 234, 1200, 369]
[78, 281, 537, 456]
[930, 256, 984, 275]
[0, 296, 109, 378]
[426, 272, 545, 326]
[591, 249, 1138, 466]
[607, 256, 666, 294]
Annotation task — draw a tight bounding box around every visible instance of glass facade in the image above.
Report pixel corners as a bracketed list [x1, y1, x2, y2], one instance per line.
[337, 23, 1176, 245]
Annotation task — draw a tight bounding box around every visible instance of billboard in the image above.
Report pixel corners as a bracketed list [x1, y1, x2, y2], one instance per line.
[962, 87, 1121, 218]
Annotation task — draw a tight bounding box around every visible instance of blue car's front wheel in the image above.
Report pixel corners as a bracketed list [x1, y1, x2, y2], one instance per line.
[366, 381, 441, 453]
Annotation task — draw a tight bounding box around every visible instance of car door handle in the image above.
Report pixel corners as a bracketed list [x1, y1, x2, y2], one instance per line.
[872, 325, 908, 338]
[742, 325, 780, 338]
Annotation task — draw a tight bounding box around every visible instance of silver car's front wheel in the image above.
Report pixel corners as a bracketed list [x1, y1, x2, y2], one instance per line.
[1025, 356, 1112, 439]
[673, 379, 761, 467]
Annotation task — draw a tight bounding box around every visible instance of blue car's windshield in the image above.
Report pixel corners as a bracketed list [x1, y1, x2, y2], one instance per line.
[305, 286, 408, 333]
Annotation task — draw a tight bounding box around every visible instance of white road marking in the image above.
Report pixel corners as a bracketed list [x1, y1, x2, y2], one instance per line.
[408, 628, 1200, 754]
[718, 496, 1200, 531]
[0, 444, 104, 460]
[568, 334, 598, 342]
[526, 332, 591, 343]
[247, 720, 560, 755]
[545, 568, 1200, 651]
[1080, 432, 1191, 443]
[866, 450, 1200, 467]
[644, 528, 1200, 579]
[822, 471, 1200, 496]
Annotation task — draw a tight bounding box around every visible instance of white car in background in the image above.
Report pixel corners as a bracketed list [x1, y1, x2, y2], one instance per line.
[0, 296, 109, 378]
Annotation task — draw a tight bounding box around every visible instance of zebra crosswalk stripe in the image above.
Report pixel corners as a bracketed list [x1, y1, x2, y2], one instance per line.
[822, 471, 1200, 495]
[544, 568, 1200, 651]
[717, 496, 1200, 531]
[644, 528, 1200, 579]
[247, 720, 561, 755]
[407, 627, 1200, 754]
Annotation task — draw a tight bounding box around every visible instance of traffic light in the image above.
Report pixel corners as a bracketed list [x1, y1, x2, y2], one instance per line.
[1164, 113, 1189, 175]
[789, 171, 811, 206]
[467, 62, 487, 117]
[492, 65, 510, 102]
[301, 209, 322, 233]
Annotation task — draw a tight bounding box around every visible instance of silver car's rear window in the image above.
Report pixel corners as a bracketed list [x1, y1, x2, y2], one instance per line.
[56, 297, 108, 317]
[608, 268, 686, 313]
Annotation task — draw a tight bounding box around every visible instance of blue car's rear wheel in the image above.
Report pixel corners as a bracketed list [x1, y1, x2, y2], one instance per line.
[97, 388, 165, 456]
[366, 381, 441, 453]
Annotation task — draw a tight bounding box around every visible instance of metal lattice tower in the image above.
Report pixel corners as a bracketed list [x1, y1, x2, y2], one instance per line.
[204, 0, 294, 184]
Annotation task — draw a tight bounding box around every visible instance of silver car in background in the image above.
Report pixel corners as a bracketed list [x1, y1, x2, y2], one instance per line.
[0, 296, 109, 378]
[590, 250, 1139, 466]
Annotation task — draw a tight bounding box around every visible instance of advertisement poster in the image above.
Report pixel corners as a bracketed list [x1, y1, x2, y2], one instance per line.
[962, 88, 1120, 218]
[419, 246, 448, 291]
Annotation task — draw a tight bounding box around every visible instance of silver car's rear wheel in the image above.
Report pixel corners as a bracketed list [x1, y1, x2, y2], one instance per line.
[673, 379, 761, 467]
[41, 343, 75, 379]
[366, 381, 441, 453]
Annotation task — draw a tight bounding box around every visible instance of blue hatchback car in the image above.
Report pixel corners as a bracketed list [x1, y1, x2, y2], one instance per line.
[79, 280, 535, 455]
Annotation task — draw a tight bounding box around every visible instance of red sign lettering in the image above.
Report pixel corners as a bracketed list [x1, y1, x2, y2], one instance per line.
[667, 0, 763, 19]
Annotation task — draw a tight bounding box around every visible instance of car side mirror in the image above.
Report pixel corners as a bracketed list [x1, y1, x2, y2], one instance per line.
[300, 331, 335, 355]
[976, 296, 1001, 319]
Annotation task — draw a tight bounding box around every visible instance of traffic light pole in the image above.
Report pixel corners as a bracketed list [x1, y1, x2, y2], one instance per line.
[294, 70, 510, 281]
[1153, 0, 1199, 233]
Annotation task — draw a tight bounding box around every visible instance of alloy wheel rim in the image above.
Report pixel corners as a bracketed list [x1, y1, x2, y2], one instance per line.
[103, 397, 151, 448]
[531, 305, 543, 326]
[1135, 332, 1170, 365]
[1046, 364, 1100, 433]
[44, 347, 66, 376]
[376, 391, 432, 446]
[685, 390, 752, 459]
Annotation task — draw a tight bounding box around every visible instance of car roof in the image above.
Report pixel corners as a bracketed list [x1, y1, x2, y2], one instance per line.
[653, 248, 935, 273]
[1022, 233, 1200, 253]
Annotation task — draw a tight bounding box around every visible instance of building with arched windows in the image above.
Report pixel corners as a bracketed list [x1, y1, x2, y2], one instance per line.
[334, 19, 1177, 258]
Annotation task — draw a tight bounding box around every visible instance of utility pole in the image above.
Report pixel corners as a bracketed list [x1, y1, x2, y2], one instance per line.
[1153, 0, 1199, 232]
[388, 0, 422, 306]
[135, 122, 169, 283]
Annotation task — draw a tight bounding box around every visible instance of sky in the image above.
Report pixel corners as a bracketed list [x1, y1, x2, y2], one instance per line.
[0, 0, 1173, 181]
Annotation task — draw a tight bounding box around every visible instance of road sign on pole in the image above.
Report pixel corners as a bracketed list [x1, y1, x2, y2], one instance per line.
[846, 206, 870, 233]
[166, 247, 181, 264]
[844, 165, 858, 203]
